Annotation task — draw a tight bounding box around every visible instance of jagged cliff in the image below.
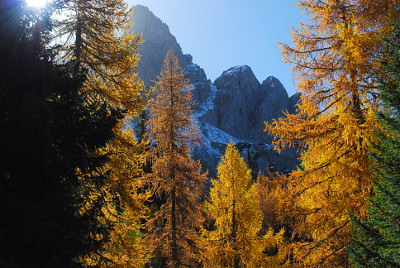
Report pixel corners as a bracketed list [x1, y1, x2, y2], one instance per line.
[131, 5, 300, 175]
[201, 65, 297, 144]
[129, 5, 189, 84]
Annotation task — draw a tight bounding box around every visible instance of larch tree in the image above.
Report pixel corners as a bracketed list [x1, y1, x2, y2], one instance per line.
[145, 50, 207, 268]
[348, 24, 400, 268]
[0, 0, 121, 266]
[54, 0, 145, 112]
[53, 1, 149, 265]
[94, 123, 151, 267]
[203, 143, 284, 268]
[265, 0, 400, 266]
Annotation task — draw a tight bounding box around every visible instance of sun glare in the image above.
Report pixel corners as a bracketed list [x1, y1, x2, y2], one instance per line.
[26, 0, 49, 7]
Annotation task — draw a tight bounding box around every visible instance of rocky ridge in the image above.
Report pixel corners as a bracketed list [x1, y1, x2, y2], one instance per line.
[131, 5, 300, 175]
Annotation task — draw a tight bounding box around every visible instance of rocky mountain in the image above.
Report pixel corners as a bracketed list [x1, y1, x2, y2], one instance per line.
[130, 5, 300, 175]
[129, 5, 189, 84]
[201, 66, 293, 144]
[130, 5, 212, 110]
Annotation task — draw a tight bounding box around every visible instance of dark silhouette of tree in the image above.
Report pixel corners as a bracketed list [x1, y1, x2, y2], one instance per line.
[0, 1, 121, 266]
[349, 24, 400, 268]
[134, 109, 148, 143]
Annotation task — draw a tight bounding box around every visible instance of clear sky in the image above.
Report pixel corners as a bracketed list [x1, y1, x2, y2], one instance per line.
[127, 0, 304, 96]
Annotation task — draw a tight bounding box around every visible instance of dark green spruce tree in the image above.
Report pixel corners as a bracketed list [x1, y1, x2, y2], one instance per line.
[134, 109, 148, 143]
[0, 1, 121, 267]
[348, 24, 400, 267]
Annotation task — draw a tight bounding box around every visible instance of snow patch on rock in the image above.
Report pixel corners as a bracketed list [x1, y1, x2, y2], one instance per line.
[201, 122, 239, 145]
[222, 65, 250, 76]
[193, 82, 217, 118]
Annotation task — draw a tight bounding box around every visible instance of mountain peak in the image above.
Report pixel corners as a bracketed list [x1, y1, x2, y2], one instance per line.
[130, 5, 300, 174]
[131, 5, 187, 84]
[214, 65, 259, 91]
[222, 65, 251, 76]
[262, 76, 284, 88]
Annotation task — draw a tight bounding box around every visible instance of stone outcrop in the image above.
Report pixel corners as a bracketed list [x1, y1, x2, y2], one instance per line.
[131, 5, 211, 108]
[201, 66, 292, 144]
[184, 61, 212, 110]
[130, 5, 190, 85]
[288, 92, 301, 114]
[130, 5, 300, 175]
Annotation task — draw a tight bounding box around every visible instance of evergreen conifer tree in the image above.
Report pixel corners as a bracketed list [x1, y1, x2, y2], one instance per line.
[0, 1, 121, 266]
[134, 109, 148, 143]
[348, 24, 400, 268]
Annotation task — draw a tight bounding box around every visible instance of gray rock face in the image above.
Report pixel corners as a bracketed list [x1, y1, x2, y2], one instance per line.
[260, 76, 288, 122]
[130, 5, 300, 175]
[202, 65, 261, 142]
[130, 5, 189, 84]
[201, 67, 291, 144]
[184, 63, 211, 109]
[194, 66, 301, 175]
[131, 5, 211, 108]
[288, 92, 301, 114]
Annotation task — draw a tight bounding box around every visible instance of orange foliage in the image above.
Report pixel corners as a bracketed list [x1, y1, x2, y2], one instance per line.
[266, 0, 400, 266]
[145, 50, 207, 267]
[55, 2, 149, 264]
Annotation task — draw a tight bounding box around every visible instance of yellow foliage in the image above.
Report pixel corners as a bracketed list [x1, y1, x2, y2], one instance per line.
[265, 0, 400, 266]
[54, 2, 149, 264]
[56, 0, 146, 115]
[98, 123, 151, 266]
[203, 144, 284, 267]
[145, 50, 206, 267]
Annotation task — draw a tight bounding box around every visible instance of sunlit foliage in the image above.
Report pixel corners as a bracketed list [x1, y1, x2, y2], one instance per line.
[203, 144, 284, 267]
[54, 0, 145, 113]
[53, 1, 149, 264]
[266, 0, 400, 266]
[145, 50, 207, 267]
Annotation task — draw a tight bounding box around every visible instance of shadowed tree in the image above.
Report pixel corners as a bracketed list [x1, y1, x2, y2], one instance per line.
[348, 24, 400, 268]
[0, 1, 121, 266]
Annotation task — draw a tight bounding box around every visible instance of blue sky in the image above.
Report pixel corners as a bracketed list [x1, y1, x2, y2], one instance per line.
[127, 0, 304, 96]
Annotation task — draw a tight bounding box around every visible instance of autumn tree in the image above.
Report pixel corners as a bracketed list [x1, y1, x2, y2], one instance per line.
[265, 1, 400, 266]
[145, 50, 207, 267]
[348, 24, 400, 268]
[203, 143, 284, 267]
[53, 2, 149, 265]
[93, 124, 151, 267]
[54, 0, 145, 112]
[0, 1, 121, 266]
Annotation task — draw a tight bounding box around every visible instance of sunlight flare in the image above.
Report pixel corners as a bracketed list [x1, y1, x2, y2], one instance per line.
[26, 0, 49, 7]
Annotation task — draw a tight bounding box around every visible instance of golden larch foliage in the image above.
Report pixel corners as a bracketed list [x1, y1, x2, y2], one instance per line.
[55, 0, 146, 114]
[54, 2, 149, 265]
[145, 49, 207, 268]
[98, 123, 151, 267]
[265, 0, 400, 266]
[203, 143, 284, 268]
